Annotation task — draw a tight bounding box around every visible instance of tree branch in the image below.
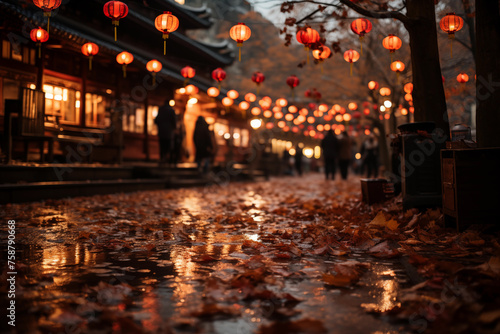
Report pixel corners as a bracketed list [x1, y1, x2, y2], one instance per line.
[337, 0, 410, 24]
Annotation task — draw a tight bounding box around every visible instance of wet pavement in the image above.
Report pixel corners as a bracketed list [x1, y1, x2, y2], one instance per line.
[1, 174, 499, 333]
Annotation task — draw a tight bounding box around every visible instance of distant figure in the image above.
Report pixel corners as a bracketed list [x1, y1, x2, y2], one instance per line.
[193, 116, 214, 174]
[155, 95, 177, 166]
[338, 131, 352, 180]
[361, 135, 379, 178]
[321, 130, 339, 180]
[294, 146, 303, 176]
[282, 149, 293, 175]
[170, 124, 184, 165]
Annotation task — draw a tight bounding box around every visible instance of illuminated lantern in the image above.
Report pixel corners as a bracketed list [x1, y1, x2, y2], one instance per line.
[343, 113, 352, 122]
[457, 73, 469, 84]
[318, 104, 328, 112]
[227, 90, 239, 99]
[296, 27, 320, 63]
[263, 110, 273, 118]
[308, 103, 316, 110]
[352, 111, 362, 119]
[181, 66, 195, 85]
[146, 59, 162, 85]
[81, 43, 99, 70]
[343, 49, 360, 76]
[288, 105, 298, 113]
[384, 113, 390, 120]
[404, 93, 413, 102]
[230, 23, 251, 61]
[276, 98, 288, 107]
[348, 102, 358, 111]
[382, 34, 402, 61]
[212, 68, 226, 90]
[251, 71, 265, 94]
[185, 84, 198, 95]
[275, 112, 284, 119]
[222, 97, 233, 106]
[390, 60, 405, 79]
[251, 107, 261, 116]
[33, 0, 62, 32]
[363, 108, 370, 116]
[401, 108, 408, 116]
[350, 18, 372, 55]
[207, 87, 219, 98]
[404, 82, 413, 94]
[285, 113, 294, 121]
[379, 87, 391, 96]
[155, 11, 179, 55]
[245, 93, 256, 102]
[266, 122, 274, 129]
[103, 1, 128, 41]
[335, 114, 343, 122]
[286, 75, 300, 98]
[312, 45, 331, 61]
[368, 81, 379, 91]
[440, 13, 463, 57]
[307, 116, 315, 124]
[239, 101, 250, 111]
[30, 27, 49, 58]
[116, 51, 133, 78]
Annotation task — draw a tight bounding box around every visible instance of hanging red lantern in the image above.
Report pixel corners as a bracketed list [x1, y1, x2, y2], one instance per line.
[296, 27, 320, 63]
[390, 60, 405, 78]
[352, 111, 362, 119]
[350, 18, 372, 55]
[146, 59, 162, 85]
[155, 11, 179, 55]
[116, 51, 133, 78]
[348, 102, 358, 111]
[30, 27, 49, 58]
[403, 82, 413, 94]
[286, 75, 300, 98]
[212, 68, 226, 90]
[181, 66, 195, 85]
[33, 0, 62, 32]
[343, 49, 360, 76]
[207, 87, 219, 98]
[103, 1, 128, 41]
[382, 34, 402, 61]
[230, 23, 251, 61]
[227, 90, 239, 100]
[251, 71, 265, 95]
[245, 93, 256, 102]
[440, 13, 464, 57]
[81, 42, 99, 70]
[368, 81, 379, 90]
[457, 73, 469, 84]
[379, 87, 391, 96]
[312, 45, 331, 61]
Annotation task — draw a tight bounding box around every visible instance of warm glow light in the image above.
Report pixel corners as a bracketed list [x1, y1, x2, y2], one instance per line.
[317, 124, 324, 131]
[277, 120, 286, 128]
[239, 101, 250, 110]
[324, 124, 331, 131]
[343, 113, 352, 122]
[187, 97, 198, 105]
[274, 112, 284, 119]
[251, 107, 261, 116]
[303, 148, 314, 158]
[335, 114, 343, 122]
[348, 102, 358, 111]
[250, 119, 262, 129]
[384, 113, 390, 120]
[384, 100, 392, 108]
[368, 81, 379, 90]
[276, 98, 288, 107]
[207, 87, 219, 97]
[222, 97, 233, 107]
[401, 108, 408, 115]
[405, 93, 413, 102]
[404, 82, 413, 94]
[185, 84, 199, 95]
[265, 122, 274, 129]
[380, 105, 386, 112]
[318, 104, 328, 112]
[285, 113, 294, 121]
[307, 116, 315, 124]
[289, 148, 296, 155]
[224, 133, 231, 139]
[263, 110, 273, 118]
[288, 105, 298, 113]
[364, 129, 371, 135]
[227, 90, 239, 99]
[379, 87, 391, 96]
[355, 153, 362, 160]
[169, 99, 175, 106]
[390, 60, 405, 73]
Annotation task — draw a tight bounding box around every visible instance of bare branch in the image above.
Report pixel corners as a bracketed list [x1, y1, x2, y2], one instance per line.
[337, 0, 410, 24]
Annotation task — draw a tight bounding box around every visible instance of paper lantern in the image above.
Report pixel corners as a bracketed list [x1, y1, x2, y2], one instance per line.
[296, 27, 320, 63]
[33, 0, 62, 32]
[103, 1, 128, 41]
[227, 90, 239, 99]
[155, 11, 179, 55]
[276, 98, 288, 107]
[440, 13, 463, 57]
[185, 84, 198, 95]
[382, 34, 402, 61]
[245, 93, 256, 102]
[404, 82, 413, 94]
[211, 68, 226, 89]
[239, 101, 250, 110]
[230, 23, 251, 61]
[116, 51, 133, 78]
[222, 97, 233, 107]
[81, 42, 99, 70]
[368, 81, 379, 90]
[390, 61, 405, 79]
[181, 66, 195, 85]
[207, 87, 219, 98]
[379, 87, 391, 96]
[350, 18, 372, 55]
[146, 59, 162, 85]
[343, 49, 360, 76]
[457, 73, 469, 84]
[251, 71, 265, 94]
[286, 75, 300, 98]
[30, 27, 49, 58]
[312, 45, 331, 61]
[348, 102, 358, 111]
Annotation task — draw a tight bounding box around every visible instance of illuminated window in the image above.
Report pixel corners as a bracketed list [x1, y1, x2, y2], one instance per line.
[43, 84, 81, 125]
[148, 105, 159, 135]
[85, 93, 106, 127]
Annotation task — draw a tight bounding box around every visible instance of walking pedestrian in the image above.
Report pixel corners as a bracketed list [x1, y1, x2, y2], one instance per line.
[193, 116, 215, 174]
[338, 131, 352, 180]
[321, 130, 339, 180]
[294, 145, 303, 176]
[361, 135, 379, 178]
[155, 93, 177, 166]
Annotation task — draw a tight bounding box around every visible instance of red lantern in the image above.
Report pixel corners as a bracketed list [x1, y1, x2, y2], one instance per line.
[30, 27, 49, 58]
[350, 18, 372, 55]
[103, 1, 128, 41]
[440, 13, 464, 57]
[222, 97, 233, 107]
[404, 82, 413, 94]
[245, 93, 256, 102]
[146, 59, 162, 85]
[382, 34, 402, 61]
[352, 111, 362, 119]
[81, 42, 99, 70]
[286, 75, 300, 98]
[348, 102, 358, 111]
[368, 81, 379, 90]
[312, 45, 331, 61]
[227, 90, 239, 100]
[343, 49, 360, 76]
[296, 27, 320, 63]
[207, 87, 220, 98]
[212, 68, 226, 89]
[116, 51, 133, 78]
[155, 11, 179, 55]
[230, 23, 251, 61]
[379, 87, 391, 96]
[457, 73, 469, 84]
[390, 60, 405, 78]
[33, 0, 62, 32]
[181, 66, 195, 85]
[251, 71, 265, 95]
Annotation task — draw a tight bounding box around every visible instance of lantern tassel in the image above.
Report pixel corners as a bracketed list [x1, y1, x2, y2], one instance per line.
[89, 56, 93, 71]
[350, 62, 353, 76]
[450, 38, 453, 58]
[306, 46, 309, 65]
[114, 26, 117, 41]
[37, 44, 41, 58]
[256, 85, 260, 96]
[237, 42, 242, 61]
[164, 40, 167, 55]
[152, 73, 156, 86]
[390, 52, 393, 63]
[218, 82, 221, 91]
[47, 17, 50, 34]
[359, 36, 363, 56]
[122, 65, 127, 78]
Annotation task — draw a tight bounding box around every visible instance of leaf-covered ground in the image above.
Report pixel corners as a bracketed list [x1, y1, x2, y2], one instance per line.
[1, 173, 499, 334]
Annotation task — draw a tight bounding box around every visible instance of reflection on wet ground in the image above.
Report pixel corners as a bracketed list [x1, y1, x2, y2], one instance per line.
[1, 174, 409, 333]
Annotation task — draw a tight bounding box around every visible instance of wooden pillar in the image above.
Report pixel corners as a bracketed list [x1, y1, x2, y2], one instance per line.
[80, 58, 87, 127]
[143, 97, 150, 160]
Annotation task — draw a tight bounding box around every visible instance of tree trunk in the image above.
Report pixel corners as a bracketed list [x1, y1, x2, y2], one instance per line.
[405, 0, 449, 137]
[475, 0, 500, 148]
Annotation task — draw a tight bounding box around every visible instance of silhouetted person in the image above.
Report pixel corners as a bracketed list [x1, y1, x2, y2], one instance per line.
[361, 135, 379, 178]
[170, 125, 184, 166]
[294, 146, 303, 176]
[321, 130, 339, 180]
[193, 116, 214, 174]
[282, 149, 293, 175]
[338, 132, 351, 180]
[155, 95, 176, 166]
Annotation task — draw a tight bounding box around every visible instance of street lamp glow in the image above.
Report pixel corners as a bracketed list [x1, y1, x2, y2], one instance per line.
[223, 133, 231, 139]
[304, 148, 314, 158]
[250, 119, 262, 129]
[380, 105, 386, 112]
[384, 100, 392, 108]
[187, 97, 198, 105]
